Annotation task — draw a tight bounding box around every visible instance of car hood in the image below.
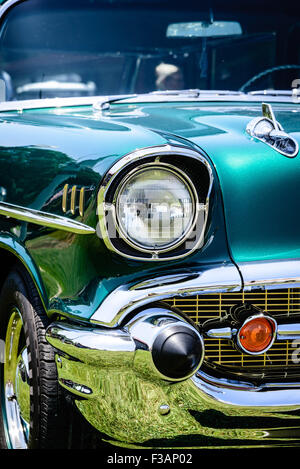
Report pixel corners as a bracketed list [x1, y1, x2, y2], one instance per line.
[92, 100, 300, 264]
[1, 99, 300, 264]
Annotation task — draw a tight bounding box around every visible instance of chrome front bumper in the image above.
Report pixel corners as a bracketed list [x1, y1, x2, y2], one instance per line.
[46, 260, 300, 447]
[46, 319, 300, 447]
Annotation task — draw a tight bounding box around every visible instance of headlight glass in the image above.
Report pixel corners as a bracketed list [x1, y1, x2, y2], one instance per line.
[116, 166, 196, 250]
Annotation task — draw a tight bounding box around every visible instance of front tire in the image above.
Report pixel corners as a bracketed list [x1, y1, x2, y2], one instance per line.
[0, 266, 68, 449]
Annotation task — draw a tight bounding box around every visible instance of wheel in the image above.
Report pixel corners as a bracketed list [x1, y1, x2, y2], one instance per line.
[0, 266, 68, 449]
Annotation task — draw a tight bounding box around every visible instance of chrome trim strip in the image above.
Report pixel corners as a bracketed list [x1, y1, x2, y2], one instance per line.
[205, 327, 233, 339]
[206, 322, 300, 341]
[97, 144, 213, 261]
[277, 323, 300, 341]
[0, 202, 95, 234]
[90, 263, 242, 326]
[239, 259, 300, 289]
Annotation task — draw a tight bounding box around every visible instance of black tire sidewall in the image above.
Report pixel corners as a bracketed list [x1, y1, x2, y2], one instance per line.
[0, 268, 47, 449]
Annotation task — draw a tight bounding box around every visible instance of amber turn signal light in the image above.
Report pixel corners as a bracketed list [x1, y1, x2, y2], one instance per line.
[237, 315, 277, 355]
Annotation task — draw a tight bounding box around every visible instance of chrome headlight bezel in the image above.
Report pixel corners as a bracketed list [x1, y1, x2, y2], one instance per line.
[97, 145, 213, 261]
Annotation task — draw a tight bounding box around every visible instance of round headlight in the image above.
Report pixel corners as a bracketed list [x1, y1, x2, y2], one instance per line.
[115, 165, 197, 251]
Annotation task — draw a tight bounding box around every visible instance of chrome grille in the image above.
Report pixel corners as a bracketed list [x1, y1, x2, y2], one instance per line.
[164, 289, 300, 369]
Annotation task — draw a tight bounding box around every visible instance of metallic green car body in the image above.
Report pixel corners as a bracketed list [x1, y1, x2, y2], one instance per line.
[0, 100, 299, 322]
[0, 100, 229, 321]
[2, 0, 300, 451]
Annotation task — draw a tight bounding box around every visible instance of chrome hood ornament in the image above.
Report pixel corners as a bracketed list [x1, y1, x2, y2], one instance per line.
[246, 102, 299, 157]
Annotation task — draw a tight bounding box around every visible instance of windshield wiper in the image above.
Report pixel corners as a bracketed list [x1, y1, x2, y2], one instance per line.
[94, 90, 204, 110]
[93, 89, 246, 110]
[93, 94, 138, 111]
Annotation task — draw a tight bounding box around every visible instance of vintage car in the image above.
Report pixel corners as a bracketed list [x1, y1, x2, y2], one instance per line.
[0, 0, 300, 450]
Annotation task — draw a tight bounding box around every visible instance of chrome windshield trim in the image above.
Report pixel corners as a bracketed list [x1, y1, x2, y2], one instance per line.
[0, 202, 95, 234]
[90, 263, 242, 326]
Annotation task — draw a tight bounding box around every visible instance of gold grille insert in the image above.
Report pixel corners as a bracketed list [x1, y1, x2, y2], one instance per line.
[164, 289, 300, 369]
[204, 338, 296, 368]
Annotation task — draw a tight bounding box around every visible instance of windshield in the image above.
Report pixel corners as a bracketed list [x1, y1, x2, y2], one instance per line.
[0, 0, 299, 101]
